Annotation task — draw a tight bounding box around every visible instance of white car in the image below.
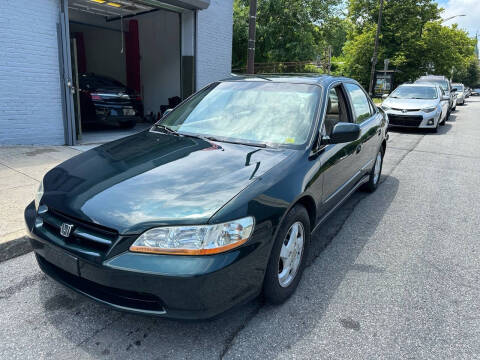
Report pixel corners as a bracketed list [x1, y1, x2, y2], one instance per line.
[452, 83, 465, 105]
[382, 84, 449, 133]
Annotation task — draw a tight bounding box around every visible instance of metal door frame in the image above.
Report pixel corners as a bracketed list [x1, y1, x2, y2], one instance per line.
[59, 0, 76, 145]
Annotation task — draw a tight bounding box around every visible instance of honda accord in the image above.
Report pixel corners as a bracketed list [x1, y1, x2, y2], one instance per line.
[25, 75, 388, 319]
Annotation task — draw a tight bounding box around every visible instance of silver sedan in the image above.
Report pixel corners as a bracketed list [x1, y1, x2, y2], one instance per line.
[381, 84, 449, 133]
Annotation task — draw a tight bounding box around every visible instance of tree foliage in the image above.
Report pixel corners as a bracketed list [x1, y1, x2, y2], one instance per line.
[232, 0, 344, 70]
[339, 0, 478, 87]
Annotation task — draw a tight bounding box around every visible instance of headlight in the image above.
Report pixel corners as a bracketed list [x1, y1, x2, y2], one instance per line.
[35, 181, 44, 210]
[130, 217, 255, 255]
[421, 107, 436, 113]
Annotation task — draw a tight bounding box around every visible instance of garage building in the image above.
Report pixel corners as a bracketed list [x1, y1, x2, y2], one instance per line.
[0, 0, 233, 145]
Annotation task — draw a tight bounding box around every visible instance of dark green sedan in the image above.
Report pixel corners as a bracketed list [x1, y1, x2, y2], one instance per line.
[25, 75, 388, 319]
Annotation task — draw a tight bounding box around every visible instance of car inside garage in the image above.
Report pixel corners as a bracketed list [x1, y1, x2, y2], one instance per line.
[64, 0, 199, 145]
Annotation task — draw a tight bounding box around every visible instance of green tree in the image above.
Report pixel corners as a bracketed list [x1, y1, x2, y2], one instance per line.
[232, 0, 343, 71]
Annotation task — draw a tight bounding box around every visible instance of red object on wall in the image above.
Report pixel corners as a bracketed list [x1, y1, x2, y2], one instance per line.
[125, 20, 141, 94]
[73, 32, 87, 74]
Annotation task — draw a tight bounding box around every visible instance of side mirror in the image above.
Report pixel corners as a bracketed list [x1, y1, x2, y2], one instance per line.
[323, 123, 361, 144]
[451, 88, 457, 93]
[382, 94, 389, 100]
[163, 108, 173, 117]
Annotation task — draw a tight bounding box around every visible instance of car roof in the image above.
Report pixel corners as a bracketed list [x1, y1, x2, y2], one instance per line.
[417, 75, 449, 80]
[220, 74, 355, 87]
[398, 83, 438, 88]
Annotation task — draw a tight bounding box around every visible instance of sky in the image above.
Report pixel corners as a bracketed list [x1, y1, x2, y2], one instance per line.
[436, 0, 480, 37]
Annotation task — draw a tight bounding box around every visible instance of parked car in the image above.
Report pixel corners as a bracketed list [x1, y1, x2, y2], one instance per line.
[79, 73, 143, 129]
[382, 84, 448, 132]
[465, 87, 471, 98]
[25, 75, 388, 319]
[415, 75, 456, 113]
[472, 88, 480, 96]
[452, 83, 466, 105]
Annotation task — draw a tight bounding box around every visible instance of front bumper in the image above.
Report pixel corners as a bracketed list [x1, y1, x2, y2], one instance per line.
[25, 201, 270, 319]
[456, 94, 465, 104]
[385, 109, 441, 129]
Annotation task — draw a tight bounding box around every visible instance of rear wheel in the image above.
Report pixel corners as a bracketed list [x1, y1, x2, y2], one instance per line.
[362, 148, 384, 193]
[263, 205, 310, 304]
[119, 120, 136, 129]
[440, 113, 446, 125]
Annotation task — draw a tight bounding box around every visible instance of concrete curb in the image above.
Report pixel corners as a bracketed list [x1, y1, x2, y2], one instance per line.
[0, 236, 32, 263]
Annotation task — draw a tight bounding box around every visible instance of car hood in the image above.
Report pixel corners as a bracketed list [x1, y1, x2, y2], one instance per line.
[42, 130, 294, 234]
[384, 98, 438, 110]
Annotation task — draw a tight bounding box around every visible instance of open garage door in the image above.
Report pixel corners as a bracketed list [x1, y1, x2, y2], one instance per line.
[61, 0, 204, 145]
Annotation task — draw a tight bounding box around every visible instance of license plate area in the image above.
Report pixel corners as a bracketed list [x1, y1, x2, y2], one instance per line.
[123, 108, 135, 116]
[43, 245, 79, 276]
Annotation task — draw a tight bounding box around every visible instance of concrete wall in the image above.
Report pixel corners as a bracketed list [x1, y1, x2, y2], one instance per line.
[196, 0, 233, 90]
[0, 0, 64, 145]
[136, 11, 181, 115]
[69, 22, 127, 84]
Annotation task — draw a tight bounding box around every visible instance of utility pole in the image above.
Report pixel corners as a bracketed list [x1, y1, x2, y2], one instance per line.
[368, 0, 385, 96]
[247, 0, 258, 74]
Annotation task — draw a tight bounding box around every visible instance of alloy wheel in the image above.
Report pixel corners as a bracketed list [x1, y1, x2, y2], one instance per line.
[278, 221, 305, 288]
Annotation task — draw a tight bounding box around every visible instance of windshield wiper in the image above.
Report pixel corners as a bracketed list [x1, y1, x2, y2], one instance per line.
[155, 124, 180, 136]
[205, 136, 268, 148]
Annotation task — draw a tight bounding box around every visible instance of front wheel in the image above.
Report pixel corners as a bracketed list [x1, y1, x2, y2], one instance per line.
[362, 148, 384, 193]
[263, 205, 310, 304]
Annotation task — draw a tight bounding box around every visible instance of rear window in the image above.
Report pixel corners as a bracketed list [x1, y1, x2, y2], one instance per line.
[80, 74, 125, 89]
[416, 79, 449, 91]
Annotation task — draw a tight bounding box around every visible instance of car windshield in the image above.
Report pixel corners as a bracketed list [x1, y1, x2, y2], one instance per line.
[157, 81, 321, 147]
[390, 86, 437, 99]
[452, 84, 464, 91]
[417, 79, 449, 91]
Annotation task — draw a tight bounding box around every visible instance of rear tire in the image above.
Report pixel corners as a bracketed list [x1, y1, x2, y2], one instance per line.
[263, 205, 310, 304]
[362, 147, 384, 193]
[120, 120, 136, 129]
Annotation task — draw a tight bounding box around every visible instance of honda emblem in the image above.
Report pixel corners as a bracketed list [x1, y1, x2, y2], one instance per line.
[60, 223, 74, 237]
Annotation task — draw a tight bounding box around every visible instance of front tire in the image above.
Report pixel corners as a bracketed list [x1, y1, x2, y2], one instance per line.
[263, 205, 310, 304]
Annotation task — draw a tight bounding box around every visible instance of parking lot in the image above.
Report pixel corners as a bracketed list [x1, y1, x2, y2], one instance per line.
[1, 98, 480, 360]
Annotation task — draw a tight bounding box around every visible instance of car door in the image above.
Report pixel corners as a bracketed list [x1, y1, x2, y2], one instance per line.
[312, 83, 363, 221]
[439, 87, 449, 118]
[343, 82, 383, 176]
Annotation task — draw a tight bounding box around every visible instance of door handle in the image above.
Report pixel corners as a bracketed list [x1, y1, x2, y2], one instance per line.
[356, 144, 362, 154]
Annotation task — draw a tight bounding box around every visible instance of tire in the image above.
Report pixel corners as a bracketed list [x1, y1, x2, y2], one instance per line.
[120, 120, 136, 129]
[446, 110, 451, 120]
[263, 205, 311, 304]
[362, 147, 384, 193]
[440, 113, 446, 126]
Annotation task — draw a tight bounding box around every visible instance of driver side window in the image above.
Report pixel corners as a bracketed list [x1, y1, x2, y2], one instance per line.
[324, 85, 349, 137]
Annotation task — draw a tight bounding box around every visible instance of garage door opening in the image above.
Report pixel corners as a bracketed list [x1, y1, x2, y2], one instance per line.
[64, 0, 196, 145]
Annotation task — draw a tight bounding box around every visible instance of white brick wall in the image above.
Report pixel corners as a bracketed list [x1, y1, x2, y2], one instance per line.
[196, 0, 233, 90]
[0, 0, 64, 145]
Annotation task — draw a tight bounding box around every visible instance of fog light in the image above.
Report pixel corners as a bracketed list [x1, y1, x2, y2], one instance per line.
[427, 119, 434, 125]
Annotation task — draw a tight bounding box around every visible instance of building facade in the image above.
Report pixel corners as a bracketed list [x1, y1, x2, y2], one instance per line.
[0, 0, 233, 145]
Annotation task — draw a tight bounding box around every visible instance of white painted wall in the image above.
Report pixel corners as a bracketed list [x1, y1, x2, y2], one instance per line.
[196, 0, 233, 90]
[136, 11, 181, 115]
[69, 22, 127, 84]
[0, 0, 64, 145]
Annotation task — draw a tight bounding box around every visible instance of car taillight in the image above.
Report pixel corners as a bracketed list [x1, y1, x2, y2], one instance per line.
[90, 93, 102, 100]
[135, 95, 142, 101]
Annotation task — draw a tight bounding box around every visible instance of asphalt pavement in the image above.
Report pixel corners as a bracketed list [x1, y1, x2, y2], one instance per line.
[1, 99, 480, 359]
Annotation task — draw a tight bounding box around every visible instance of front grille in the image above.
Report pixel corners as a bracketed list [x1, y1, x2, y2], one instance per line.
[391, 108, 421, 112]
[39, 207, 118, 256]
[388, 115, 423, 127]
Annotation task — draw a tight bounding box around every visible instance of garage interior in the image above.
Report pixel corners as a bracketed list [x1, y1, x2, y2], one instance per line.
[66, 0, 196, 145]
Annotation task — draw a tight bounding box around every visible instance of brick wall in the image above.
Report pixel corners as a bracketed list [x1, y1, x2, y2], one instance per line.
[196, 0, 233, 90]
[0, 0, 64, 145]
